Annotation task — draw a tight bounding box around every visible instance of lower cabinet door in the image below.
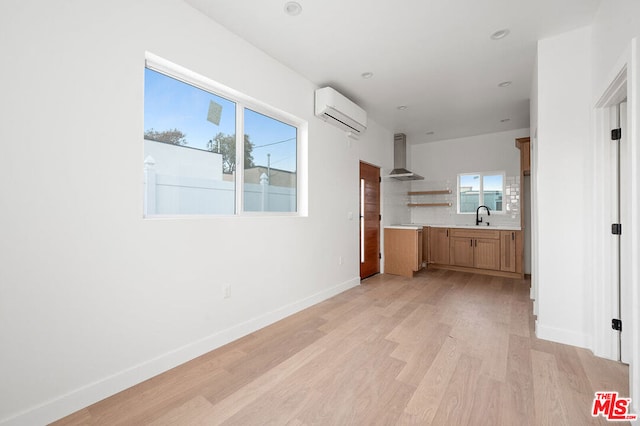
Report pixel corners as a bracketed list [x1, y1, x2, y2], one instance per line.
[450, 237, 474, 267]
[429, 228, 450, 264]
[474, 238, 501, 270]
[500, 231, 517, 272]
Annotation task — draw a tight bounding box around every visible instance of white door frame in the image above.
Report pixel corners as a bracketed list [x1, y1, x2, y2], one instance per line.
[592, 38, 640, 408]
[592, 66, 626, 361]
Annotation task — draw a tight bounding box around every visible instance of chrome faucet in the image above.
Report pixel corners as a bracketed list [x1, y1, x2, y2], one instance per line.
[476, 205, 491, 226]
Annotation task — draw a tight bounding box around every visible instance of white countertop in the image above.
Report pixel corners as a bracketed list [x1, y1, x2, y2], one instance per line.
[385, 225, 423, 230]
[397, 223, 522, 231]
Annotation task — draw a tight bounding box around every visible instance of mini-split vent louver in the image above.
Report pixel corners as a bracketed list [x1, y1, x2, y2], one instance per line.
[314, 87, 367, 134]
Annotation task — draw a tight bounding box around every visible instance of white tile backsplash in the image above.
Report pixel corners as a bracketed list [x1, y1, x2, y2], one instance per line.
[382, 176, 411, 226]
[408, 177, 521, 227]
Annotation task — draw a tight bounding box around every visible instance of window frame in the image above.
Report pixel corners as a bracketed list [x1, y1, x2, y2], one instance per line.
[456, 171, 506, 214]
[144, 52, 306, 217]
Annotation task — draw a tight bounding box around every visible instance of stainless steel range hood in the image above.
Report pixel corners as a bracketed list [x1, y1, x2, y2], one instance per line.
[388, 133, 424, 181]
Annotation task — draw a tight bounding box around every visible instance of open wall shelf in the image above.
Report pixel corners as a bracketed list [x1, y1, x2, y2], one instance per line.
[407, 189, 452, 207]
[408, 190, 452, 195]
[407, 202, 452, 207]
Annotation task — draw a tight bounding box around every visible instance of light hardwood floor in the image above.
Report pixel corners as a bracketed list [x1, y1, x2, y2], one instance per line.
[53, 270, 629, 425]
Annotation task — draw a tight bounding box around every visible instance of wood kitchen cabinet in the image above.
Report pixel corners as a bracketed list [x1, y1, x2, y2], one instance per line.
[384, 228, 423, 278]
[429, 227, 450, 265]
[397, 226, 522, 279]
[500, 230, 523, 273]
[474, 238, 501, 270]
[450, 236, 474, 267]
[422, 226, 429, 265]
[516, 137, 530, 176]
[449, 229, 501, 271]
[416, 228, 423, 270]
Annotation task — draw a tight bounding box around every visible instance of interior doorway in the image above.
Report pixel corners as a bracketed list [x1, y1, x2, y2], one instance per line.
[592, 37, 640, 410]
[594, 66, 632, 364]
[359, 161, 380, 279]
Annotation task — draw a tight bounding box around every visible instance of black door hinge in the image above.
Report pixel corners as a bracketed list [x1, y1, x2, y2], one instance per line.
[611, 128, 622, 140]
[612, 223, 622, 235]
[379, 214, 382, 221]
[379, 253, 382, 259]
[612, 319, 622, 331]
[379, 176, 382, 183]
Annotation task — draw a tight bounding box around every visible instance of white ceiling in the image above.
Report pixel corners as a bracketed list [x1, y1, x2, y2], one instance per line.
[183, 0, 600, 143]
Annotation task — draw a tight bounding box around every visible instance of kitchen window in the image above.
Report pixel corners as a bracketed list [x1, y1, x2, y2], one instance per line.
[143, 53, 304, 217]
[457, 172, 505, 214]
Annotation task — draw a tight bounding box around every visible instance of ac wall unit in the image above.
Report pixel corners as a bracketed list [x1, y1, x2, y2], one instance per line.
[314, 87, 367, 134]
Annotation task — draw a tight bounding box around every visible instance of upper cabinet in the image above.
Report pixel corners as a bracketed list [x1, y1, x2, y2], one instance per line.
[516, 137, 530, 176]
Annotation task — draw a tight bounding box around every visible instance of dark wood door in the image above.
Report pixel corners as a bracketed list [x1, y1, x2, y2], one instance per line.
[360, 162, 380, 279]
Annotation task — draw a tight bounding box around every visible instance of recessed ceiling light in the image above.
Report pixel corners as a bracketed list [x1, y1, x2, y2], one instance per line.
[498, 81, 512, 87]
[361, 72, 373, 79]
[501, 118, 511, 123]
[397, 105, 408, 110]
[284, 1, 302, 16]
[490, 29, 510, 40]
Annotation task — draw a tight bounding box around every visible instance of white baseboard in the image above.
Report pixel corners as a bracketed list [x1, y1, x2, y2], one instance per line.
[535, 320, 592, 350]
[1, 277, 361, 426]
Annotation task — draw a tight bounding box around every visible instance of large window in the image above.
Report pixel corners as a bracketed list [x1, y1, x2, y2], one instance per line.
[457, 172, 505, 213]
[143, 55, 302, 217]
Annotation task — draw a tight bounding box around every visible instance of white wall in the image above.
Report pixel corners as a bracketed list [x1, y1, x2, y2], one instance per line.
[0, 1, 400, 424]
[534, 26, 592, 348]
[408, 129, 528, 228]
[530, 56, 539, 307]
[592, 0, 640, 94]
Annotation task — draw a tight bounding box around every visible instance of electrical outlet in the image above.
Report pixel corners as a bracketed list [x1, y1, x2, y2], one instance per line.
[223, 284, 231, 299]
[338, 256, 343, 265]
